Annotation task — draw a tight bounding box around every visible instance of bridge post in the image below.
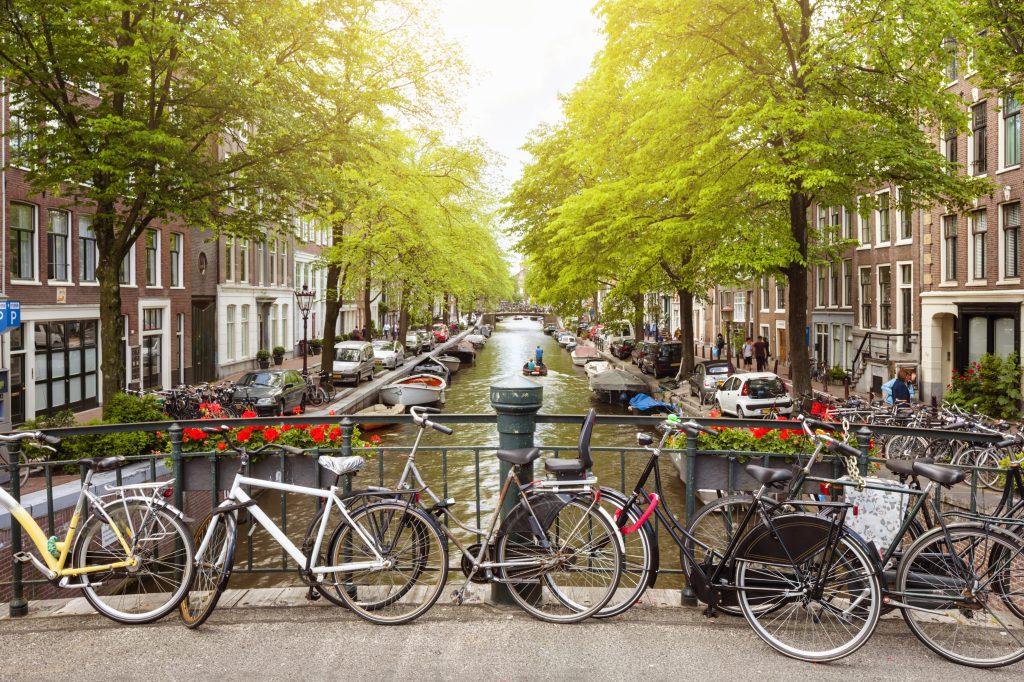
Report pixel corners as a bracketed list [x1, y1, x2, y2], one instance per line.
[8, 440, 28, 617]
[489, 374, 543, 606]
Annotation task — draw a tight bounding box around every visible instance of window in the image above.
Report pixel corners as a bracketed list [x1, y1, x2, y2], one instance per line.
[239, 239, 248, 283]
[877, 192, 891, 244]
[775, 281, 786, 310]
[280, 303, 289, 348]
[269, 240, 277, 284]
[8, 94, 34, 167]
[79, 216, 97, 282]
[943, 37, 957, 82]
[143, 308, 163, 331]
[899, 264, 913, 350]
[279, 241, 287, 285]
[10, 203, 36, 280]
[144, 229, 159, 286]
[829, 263, 839, 307]
[943, 214, 958, 281]
[169, 232, 182, 287]
[176, 313, 185, 385]
[1004, 202, 1020, 278]
[47, 210, 70, 281]
[971, 210, 987, 279]
[897, 189, 912, 241]
[859, 267, 872, 327]
[255, 242, 265, 285]
[842, 260, 852, 308]
[816, 267, 826, 307]
[859, 197, 871, 245]
[971, 102, 987, 175]
[878, 265, 892, 330]
[226, 305, 237, 361]
[1004, 95, 1021, 168]
[944, 127, 958, 165]
[241, 305, 250, 358]
[225, 237, 235, 282]
[760, 277, 769, 311]
[843, 206, 853, 240]
[119, 246, 135, 285]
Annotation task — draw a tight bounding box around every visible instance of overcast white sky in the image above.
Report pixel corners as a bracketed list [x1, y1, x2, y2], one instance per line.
[434, 1, 603, 197]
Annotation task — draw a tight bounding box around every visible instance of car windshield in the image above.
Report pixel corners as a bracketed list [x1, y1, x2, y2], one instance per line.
[338, 349, 362, 362]
[659, 345, 681, 358]
[373, 342, 395, 351]
[706, 364, 730, 375]
[747, 378, 787, 398]
[240, 372, 280, 387]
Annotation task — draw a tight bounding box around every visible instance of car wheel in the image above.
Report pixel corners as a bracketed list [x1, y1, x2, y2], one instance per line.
[713, 399, 723, 414]
[278, 400, 286, 417]
[640, 363, 647, 374]
[736, 405, 744, 418]
[299, 398, 307, 414]
[652, 367, 660, 379]
[689, 383, 696, 397]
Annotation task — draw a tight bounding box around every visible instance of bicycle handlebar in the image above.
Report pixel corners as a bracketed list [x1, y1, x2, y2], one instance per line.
[0, 431, 61, 446]
[410, 406, 452, 435]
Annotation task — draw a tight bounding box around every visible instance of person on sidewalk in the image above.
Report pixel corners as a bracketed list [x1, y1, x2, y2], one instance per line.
[753, 336, 767, 372]
[742, 337, 753, 370]
[714, 333, 725, 360]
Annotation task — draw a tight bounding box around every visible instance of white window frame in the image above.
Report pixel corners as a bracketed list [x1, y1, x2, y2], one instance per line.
[46, 209, 72, 284]
[119, 244, 137, 287]
[895, 188, 913, 244]
[169, 232, 183, 288]
[967, 209, 988, 284]
[896, 261, 913, 339]
[859, 266, 873, 329]
[875, 190, 891, 246]
[998, 201, 1021, 283]
[940, 214, 959, 284]
[877, 264, 893, 331]
[841, 259, 852, 308]
[144, 229, 161, 288]
[79, 215, 98, 285]
[226, 305, 237, 362]
[241, 304, 251, 359]
[998, 95, 1021, 173]
[10, 202, 40, 284]
[857, 197, 871, 248]
[225, 237, 235, 283]
[759, 277, 770, 312]
[968, 100, 988, 178]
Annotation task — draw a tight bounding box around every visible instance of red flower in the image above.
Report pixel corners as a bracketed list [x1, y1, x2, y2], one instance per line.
[328, 426, 342, 441]
[292, 406, 303, 415]
[237, 427, 252, 443]
[156, 431, 163, 438]
[328, 410, 337, 416]
[750, 427, 769, 439]
[241, 410, 257, 419]
[294, 423, 309, 430]
[217, 441, 227, 451]
[264, 427, 279, 442]
[184, 428, 206, 441]
[708, 409, 721, 418]
[281, 424, 292, 432]
[369, 434, 382, 444]
[310, 426, 326, 443]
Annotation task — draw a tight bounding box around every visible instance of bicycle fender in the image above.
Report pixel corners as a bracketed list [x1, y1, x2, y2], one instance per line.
[837, 526, 886, 577]
[733, 513, 835, 564]
[108, 496, 190, 523]
[595, 505, 625, 553]
[497, 492, 572, 537]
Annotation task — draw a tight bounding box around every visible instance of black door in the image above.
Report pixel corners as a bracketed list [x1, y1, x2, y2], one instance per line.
[192, 301, 217, 383]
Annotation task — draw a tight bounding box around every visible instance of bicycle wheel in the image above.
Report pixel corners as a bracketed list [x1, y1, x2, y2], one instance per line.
[897, 524, 1024, 668]
[324, 501, 447, 625]
[954, 447, 1004, 491]
[496, 497, 622, 623]
[592, 488, 657, 618]
[885, 434, 929, 460]
[74, 501, 195, 624]
[736, 528, 881, 662]
[179, 509, 237, 628]
[684, 494, 781, 616]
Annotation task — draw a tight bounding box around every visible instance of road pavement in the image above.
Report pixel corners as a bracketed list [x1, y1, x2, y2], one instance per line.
[0, 600, 1012, 681]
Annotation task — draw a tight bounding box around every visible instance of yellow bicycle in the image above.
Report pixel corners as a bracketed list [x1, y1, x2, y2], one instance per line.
[0, 431, 194, 624]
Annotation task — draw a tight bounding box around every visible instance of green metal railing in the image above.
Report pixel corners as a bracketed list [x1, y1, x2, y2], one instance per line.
[3, 413, 1015, 616]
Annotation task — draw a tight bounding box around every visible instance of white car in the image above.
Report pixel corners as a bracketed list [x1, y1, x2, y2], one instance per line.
[372, 340, 405, 370]
[714, 372, 794, 418]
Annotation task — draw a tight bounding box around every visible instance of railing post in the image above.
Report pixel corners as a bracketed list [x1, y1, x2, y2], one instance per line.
[340, 418, 354, 458]
[169, 423, 184, 512]
[856, 426, 872, 477]
[843, 376, 850, 399]
[8, 441, 28, 617]
[490, 374, 544, 606]
[682, 430, 699, 607]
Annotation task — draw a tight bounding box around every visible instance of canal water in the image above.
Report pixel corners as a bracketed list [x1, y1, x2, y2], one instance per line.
[236, 317, 687, 587]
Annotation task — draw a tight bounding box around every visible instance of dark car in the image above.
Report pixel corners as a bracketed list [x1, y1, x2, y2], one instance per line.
[609, 337, 635, 360]
[639, 341, 683, 378]
[231, 369, 306, 416]
[630, 341, 653, 366]
[687, 361, 733, 403]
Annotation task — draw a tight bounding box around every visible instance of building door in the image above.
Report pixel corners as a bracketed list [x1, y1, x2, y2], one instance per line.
[191, 301, 217, 383]
[33, 320, 99, 418]
[776, 328, 788, 363]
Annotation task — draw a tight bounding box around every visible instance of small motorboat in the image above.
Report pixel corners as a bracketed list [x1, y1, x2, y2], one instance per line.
[589, 368, 647, 404]
[353, 403, 406, 431]
[450, 341, 477, 364]
[513, 315, 523, 320]
[479, 324, 492, 338]
[436, 354, 461, 374]
[466, 333, 486, 348]
[415, 359, 451, 382]
[522, 361, 548, 376]
[565, 342, 577, 353]
[584, 360, 612, 379]
[557, 333, 575, 348]
[571, 346, 601, 366]
[380, 374, 447, 406]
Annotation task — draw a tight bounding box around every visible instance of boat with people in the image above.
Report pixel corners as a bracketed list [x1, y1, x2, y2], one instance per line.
[522, 361, 548, 376]
[571, 346, 601, 366]
[380, 374, 447, 406]
[353, 403, 406, 430]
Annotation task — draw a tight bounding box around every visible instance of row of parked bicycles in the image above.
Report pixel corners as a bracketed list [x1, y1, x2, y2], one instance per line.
[3, 405, 1023, 669]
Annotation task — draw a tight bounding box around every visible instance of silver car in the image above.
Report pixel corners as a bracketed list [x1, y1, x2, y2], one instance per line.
[372, 340, 405, 370]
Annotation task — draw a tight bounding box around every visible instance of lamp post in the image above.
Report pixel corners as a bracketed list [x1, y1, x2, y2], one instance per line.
[721, 305, 734, 366]
[294, 284, 316, 375]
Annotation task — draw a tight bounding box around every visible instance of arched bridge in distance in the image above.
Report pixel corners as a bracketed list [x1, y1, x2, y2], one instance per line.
[480, 311, 559, 327]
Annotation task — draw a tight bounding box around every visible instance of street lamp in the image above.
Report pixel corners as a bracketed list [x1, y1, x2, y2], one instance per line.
[720, 305, 734, 365]
[294, 284, 316, 376]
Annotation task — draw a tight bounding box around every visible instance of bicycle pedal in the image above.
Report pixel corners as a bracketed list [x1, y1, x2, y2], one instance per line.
[306, 586, 320, 602]
[58, 576, 95, 589]
[12, 552, 32, 563]
[451, 589, 465, 605]
[702, 605, 718, 618]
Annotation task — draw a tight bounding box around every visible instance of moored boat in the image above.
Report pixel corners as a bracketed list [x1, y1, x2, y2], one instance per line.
[557, 333, 575, 348]
[415, 358, 451, 382]
[450, 341, 476, 364]
[380, 374, 447, 406]
[589, 368, 647, 403]
[584, 360, 612, 379]
[353, 403, 406, 430]
[571, 346, 601, 366]
[466, 333, 486, 348]
[437, 354, 461, 374]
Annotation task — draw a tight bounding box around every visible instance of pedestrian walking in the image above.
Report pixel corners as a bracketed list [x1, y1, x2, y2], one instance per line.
[742, 337, 753, 370]
[753, 336, 767, 372]
[714, 333, 726, 360]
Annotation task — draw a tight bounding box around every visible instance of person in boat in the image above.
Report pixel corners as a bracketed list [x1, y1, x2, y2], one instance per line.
[535, 345, 543, 364]
[526, 359, 536, 371]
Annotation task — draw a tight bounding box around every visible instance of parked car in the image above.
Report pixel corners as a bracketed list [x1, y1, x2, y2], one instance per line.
[639, 341, 683, 378]
[332, 341, 376, 385]
[714, 372, 793, 418]
[431, 323, 449, 343]
[609, 337, 635, 360]
[232, 369, 306, 416]
[630, 341, 653, 366]
[372, 340, 405, 370]
[687, 361, 733, 402]
[416, 330, 434, 352]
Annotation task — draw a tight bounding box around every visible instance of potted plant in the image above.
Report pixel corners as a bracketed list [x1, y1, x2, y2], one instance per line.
[272, 345, 286, 366]
[256, 349, 271, 369]
[310, 338, 322, 355]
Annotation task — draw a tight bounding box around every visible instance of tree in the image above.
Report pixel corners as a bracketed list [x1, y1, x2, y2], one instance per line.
[968, 0, 1024, 96]
[0, 0, 369, 415]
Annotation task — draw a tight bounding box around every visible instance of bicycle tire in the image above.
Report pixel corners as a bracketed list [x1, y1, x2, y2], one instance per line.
[179, 509, 238, 628]
[898, 523, 1024, 668]
[324, 501, 448, 625]
[74, 501, 195, 624]
[496, 497, 622, 623]
[953, 447, 1004, 491]
[736, 526, 881, 663]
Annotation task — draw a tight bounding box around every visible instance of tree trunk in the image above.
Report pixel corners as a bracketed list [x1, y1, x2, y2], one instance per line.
[321, 263, 343, 369]
[97, 254, 125, 420]
[442, 293, 450, 326]
[677, 289, 695, 380]
[362, 271, 372, 341]
[786, 190, 812, 398]
[631, 294, 644, 342]
[397, 285, 411, 351]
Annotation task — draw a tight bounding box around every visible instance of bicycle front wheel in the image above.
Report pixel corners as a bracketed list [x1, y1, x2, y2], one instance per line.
[75, 501, 195, 624]
[898, 524, 1024, 668]
[179, 509, 237, 628]
[497, 497, 622, 623]
[592, 488, 657, 619]
[325, 501, 448, 625]
[736, 531, 881, 662]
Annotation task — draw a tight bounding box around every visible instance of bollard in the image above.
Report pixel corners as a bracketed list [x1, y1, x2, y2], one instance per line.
[844, 376, 850, 400]
[340, 418, 354, 458]
[682, 430, 699, 606]
[489, 374, 544, 605]
[8, 441, 27, 617]
[169, 424, 184, 512]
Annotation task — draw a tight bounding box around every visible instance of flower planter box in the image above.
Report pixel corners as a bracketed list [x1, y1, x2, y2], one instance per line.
[180, 453, 331, 491]
[670, 450, 841, 492]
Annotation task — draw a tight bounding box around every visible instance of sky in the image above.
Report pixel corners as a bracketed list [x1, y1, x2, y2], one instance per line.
[434, 1, 603, 198]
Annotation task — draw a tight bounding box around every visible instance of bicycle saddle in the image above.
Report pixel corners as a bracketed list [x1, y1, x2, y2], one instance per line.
[885, 457, 934, 477]
[318, 455, 365, 476]
[744, 464, 793, 487]
[911, 461, 965, 487]
[76, 456, 125, 472]
[496, 448, 541, 465]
